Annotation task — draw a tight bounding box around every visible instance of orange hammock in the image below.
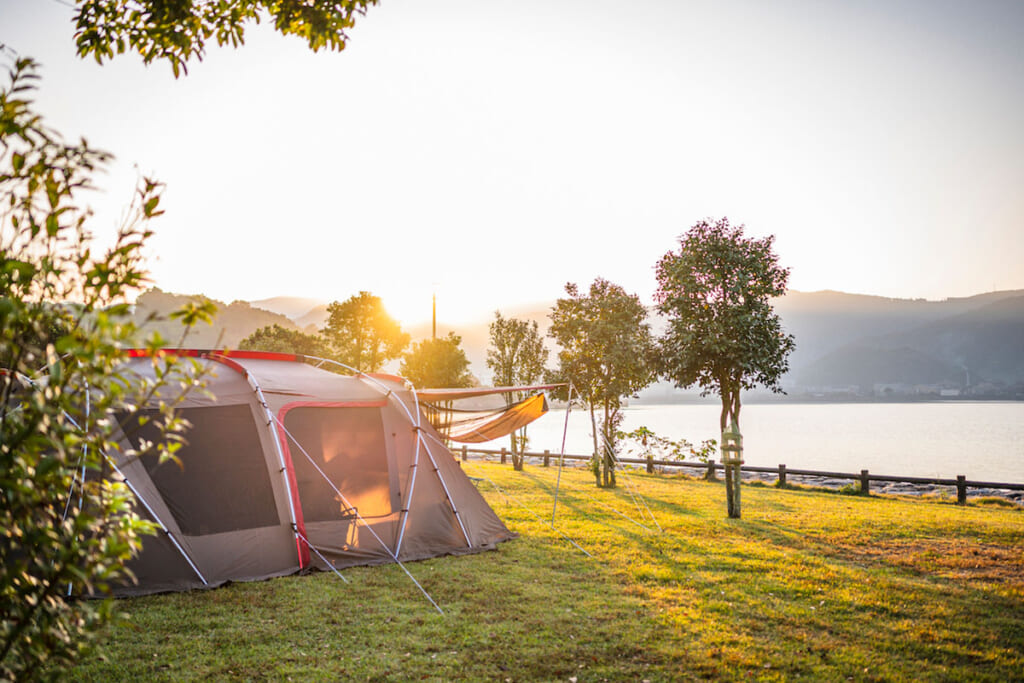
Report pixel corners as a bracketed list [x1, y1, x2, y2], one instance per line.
[416, 386, 559, 444]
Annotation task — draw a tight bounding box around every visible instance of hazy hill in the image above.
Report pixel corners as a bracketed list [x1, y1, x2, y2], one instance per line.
[191, 288, 1024, 396]
[797, 294, 1024, 389]
[295, 303, 330, 330]
[771, 289, 1024, 376]
[133, 289, 300, 349]
[249, 296, 326, 321]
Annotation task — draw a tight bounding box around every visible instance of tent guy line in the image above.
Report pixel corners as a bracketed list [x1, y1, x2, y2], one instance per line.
[274, 415, 444, 615]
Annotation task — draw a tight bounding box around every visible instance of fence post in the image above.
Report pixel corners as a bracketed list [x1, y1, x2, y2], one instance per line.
[778, 464, 787, 487]
[500, 447, 507, 465]
[461, 445, 467, 462]
[543, 450, 550, 467]
[647, 454, 654, 474]
[860, 469, 870, 495]
[957, 475, 967, 505]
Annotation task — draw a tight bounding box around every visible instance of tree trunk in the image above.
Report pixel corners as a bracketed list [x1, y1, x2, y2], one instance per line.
[588, 402, 600, 486]
[602, 402, 616, 488]
[510, 432, 523, 471]
[721, 379, 743, 518]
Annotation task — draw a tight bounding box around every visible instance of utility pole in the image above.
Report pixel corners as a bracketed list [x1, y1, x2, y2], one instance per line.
[432, 292, 436, 340]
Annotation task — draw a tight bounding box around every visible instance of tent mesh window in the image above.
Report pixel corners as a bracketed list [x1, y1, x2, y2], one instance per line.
[283, 406, 396, 521]
[121, 405, 280, 536]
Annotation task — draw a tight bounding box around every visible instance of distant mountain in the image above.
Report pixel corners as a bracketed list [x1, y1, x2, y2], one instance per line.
[771, 290, 1024, 375]
[139, 287, 1023, 397]
[294, 304, 329, 331]
[780, 291, 1024, 396]
[133, 288, 300, 349]
[248, 296, 326, 320]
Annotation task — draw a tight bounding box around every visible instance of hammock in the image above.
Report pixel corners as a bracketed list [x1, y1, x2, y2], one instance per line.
[416, 385, 560, 444]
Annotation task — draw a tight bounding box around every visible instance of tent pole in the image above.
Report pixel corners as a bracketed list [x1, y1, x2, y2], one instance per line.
[417, 431, 473, 548]
[551, 383, 575, 526]
[253, 379, 307, 567]
[208, 355, 308, 569]
[393, 386, 426, 557]
[393, 430, 422, 557]
[103, 454, 209, 586]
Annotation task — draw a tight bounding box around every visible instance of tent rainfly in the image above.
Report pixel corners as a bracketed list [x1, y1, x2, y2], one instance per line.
[106, 350, 519, 596]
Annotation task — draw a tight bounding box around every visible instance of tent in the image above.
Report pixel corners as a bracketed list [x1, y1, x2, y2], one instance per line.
[108, 350, 517, 596]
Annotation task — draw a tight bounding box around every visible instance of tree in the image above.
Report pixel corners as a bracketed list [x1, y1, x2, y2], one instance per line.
[73, 0, 378, 77]
[400, 332, 474, 442]
[654, 217, 795, 433]
[486, 312, 548, 471]
[548, 279, 657, 488]
[239, 324, 330, 357]
[1, 56, 210, 679]
[654, 217, 795, 515]
[400, 332, 474, 390]
[321, 292, 410, 372]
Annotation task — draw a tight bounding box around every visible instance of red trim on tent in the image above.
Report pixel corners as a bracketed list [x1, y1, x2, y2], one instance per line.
[124, 349, 302, 363]
[126, 348, 203, 358]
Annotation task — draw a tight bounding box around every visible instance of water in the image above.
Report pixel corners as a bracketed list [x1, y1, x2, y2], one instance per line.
[481, 402, 1024, 484]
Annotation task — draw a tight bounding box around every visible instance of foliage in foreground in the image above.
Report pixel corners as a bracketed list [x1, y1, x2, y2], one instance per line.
[69, 463, 1024, 682]
[73, 0, 379, 77]
[0, 54, 210, 679]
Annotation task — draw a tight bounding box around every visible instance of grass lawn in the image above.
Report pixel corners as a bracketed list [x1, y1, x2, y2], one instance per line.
[70, 462, 1024, 681]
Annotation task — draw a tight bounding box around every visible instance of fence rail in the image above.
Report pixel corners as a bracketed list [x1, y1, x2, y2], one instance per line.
[454, 446, 1024, 505]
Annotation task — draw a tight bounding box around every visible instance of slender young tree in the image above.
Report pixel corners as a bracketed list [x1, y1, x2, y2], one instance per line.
[400, 332, 475, 389]
[322, 292, 410, 372]
[401, 333, 474, 442]
[548, 279, 656, 487]
[486, 312, 548, 471]
[654, 217, 795, 434]
[655, 217, 795, 516]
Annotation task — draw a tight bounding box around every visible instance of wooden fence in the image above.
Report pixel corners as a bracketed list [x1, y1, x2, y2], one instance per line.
[453, 445, 1024, 506]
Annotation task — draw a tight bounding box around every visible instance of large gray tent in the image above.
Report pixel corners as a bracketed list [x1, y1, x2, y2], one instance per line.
[110, 350, 514, 596]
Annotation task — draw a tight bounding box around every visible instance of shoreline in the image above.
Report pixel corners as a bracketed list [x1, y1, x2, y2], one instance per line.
[508, 455, 1024, 506]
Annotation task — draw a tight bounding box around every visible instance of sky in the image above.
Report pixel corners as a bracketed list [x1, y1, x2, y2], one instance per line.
[3, 0, 1024, 326]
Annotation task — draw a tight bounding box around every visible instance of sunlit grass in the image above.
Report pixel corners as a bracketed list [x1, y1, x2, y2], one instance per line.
[71, 463, 1024, 681]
